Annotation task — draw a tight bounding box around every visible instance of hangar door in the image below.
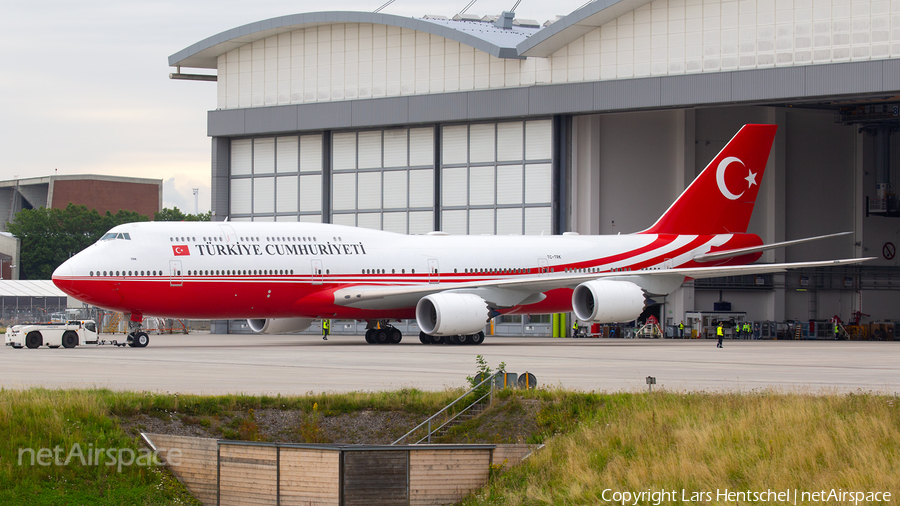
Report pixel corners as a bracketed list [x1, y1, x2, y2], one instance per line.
[229, 134, 323, 222]
[441, 119, 553, 235]
[331, 127, 436, 234]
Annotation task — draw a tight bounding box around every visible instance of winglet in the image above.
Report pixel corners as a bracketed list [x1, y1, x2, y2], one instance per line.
[642, 124, 778, 235]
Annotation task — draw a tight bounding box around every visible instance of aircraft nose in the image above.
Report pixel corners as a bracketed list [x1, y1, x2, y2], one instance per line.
[52, 260, 74, 292]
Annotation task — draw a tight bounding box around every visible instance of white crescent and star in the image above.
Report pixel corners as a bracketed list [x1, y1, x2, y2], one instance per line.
[716, 156, 757, 200]
[175, 246, 186, 254]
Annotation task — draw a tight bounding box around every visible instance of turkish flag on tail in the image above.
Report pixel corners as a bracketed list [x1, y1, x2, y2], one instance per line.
[642, 124, 777, 236]
[172, 245, 190, 256]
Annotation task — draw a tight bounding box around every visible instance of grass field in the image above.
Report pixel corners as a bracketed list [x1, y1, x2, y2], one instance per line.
[0, 387, 461, 505]
[1, 387, 898, 505]
[461, 390, 900, 505]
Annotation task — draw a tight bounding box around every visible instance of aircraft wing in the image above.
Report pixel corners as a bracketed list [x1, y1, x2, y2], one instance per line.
[333, 257, 873, 310]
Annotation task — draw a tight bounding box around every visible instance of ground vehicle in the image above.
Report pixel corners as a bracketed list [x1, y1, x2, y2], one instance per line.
[3, 320, 127, 349]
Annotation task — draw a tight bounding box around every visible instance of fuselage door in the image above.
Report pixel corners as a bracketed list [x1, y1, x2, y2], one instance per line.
[311, 259, 323, 285]
[219, 225, 237, 243]
[537, 258, 549, 276]
[169, 260, 183, 287]
[428, 259, 439, 283]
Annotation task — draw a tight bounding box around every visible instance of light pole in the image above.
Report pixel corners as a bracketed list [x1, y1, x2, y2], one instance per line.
[192, 188, 199, 215]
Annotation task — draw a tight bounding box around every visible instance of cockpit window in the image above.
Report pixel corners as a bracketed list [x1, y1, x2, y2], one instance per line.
[100, 232, 132, 242]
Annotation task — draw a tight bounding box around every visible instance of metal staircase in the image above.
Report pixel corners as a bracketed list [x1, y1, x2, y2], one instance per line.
[392, 371, 500, 445]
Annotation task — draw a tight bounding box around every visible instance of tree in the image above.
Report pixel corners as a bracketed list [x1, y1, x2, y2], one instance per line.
[7, 204, 149, 280]
[154, 207, 211, 222]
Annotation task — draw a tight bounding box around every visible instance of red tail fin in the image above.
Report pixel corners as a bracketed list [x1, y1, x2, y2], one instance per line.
[642, 124, 777, 235]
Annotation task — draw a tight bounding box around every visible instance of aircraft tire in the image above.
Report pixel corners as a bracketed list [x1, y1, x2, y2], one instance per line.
[457, 334, 469, 345]
[25, 332, 42, 349]
[389, 328, 402, 344]
[134, 332, 150, 348]
[419, 332, 430, 344]
[375, 329, 389, 344]
[62, 331, 78, 348]
[430, 334, 444, 344]
[470, 332, 485, 345]
[446, 334, 459, 345]
[365, 329, 376, 344]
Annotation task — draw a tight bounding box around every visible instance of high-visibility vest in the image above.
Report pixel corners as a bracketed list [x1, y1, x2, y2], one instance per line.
[679, 323, 684, 330]
[323, 320, 330, 330]
[717, 326, 724, 337]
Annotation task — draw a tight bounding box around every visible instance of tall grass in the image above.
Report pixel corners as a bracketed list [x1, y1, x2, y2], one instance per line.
[464, 391, 900, 505]
[0, 389, 198, 505]
[0, 387, 460, 504]
[101, 387, 463, 417]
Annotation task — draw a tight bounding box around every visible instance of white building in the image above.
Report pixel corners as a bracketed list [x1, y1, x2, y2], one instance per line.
[170, 2, 900, 329]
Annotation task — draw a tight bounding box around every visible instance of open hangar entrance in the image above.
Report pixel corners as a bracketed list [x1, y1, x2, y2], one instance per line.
[570, 99, 900, 325]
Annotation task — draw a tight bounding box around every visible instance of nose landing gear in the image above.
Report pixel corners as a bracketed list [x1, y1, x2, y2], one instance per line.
[126, 318, 150, 348]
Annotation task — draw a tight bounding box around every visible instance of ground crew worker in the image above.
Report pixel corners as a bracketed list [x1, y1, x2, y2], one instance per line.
[322, 319, 330, 341]
[717, 322, 724, 348]
[679, 321, 685, 338]
[742, 322, 751, 339]
[573, 320, 579, 338]
[834, 321, 840, 338]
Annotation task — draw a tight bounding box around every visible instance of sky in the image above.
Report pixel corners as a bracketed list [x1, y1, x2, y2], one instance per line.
[1, 0, 586, 215]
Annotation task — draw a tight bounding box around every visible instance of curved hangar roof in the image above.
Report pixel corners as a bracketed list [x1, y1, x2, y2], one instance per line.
[168, 1, 655, 68]
[169, 11, 542, 68]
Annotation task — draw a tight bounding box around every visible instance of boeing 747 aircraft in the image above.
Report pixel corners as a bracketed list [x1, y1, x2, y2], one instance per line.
[52, 124, 867, 347]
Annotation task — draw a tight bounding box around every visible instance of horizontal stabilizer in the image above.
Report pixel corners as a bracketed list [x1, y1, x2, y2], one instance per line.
[692, 232, 852, 263]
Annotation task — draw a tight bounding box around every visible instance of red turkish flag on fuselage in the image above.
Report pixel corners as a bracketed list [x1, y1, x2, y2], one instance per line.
[172, 245, 190, 256]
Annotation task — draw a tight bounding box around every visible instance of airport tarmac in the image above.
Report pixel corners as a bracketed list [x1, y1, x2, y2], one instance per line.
[1, 334, 898, 395]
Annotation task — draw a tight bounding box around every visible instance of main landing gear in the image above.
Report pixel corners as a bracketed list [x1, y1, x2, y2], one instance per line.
[126, 318, 150, 348]
[364, 321, 403, 345]
[419, 331, 485, 345]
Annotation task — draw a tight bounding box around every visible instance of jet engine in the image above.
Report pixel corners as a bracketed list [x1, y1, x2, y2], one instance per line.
[247, 318, 315, 334]
[416, 293, 490, 336]
[571, 280, 647, 323]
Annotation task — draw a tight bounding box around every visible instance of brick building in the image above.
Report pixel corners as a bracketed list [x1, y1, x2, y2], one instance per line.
[1, 175, 161, 280]
[1, 175, 162, 232]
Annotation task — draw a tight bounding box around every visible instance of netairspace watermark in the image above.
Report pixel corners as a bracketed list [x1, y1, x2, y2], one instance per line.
[601, 488, 892, 505]
[18, 443, 181, 473]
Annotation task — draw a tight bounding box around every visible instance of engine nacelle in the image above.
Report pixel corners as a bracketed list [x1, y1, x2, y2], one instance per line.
[416, 293, 490, 336]
[247, 318, 315, 334]
[572, 280, 646, 323]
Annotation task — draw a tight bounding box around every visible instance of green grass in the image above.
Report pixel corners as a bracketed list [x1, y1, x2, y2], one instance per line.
[102, 387, 463, 418]
[0, 389, 199, 505]
[5, 387, 899, 505]
[461, 390, 900, 505]
[0, 387, 462, 505]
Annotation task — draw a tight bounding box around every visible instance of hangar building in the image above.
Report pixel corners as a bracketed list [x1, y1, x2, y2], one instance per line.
[170, 1, 900, 329]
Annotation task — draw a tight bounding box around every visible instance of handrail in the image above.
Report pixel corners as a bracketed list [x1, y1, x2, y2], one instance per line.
[392, 371, 501, 445]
